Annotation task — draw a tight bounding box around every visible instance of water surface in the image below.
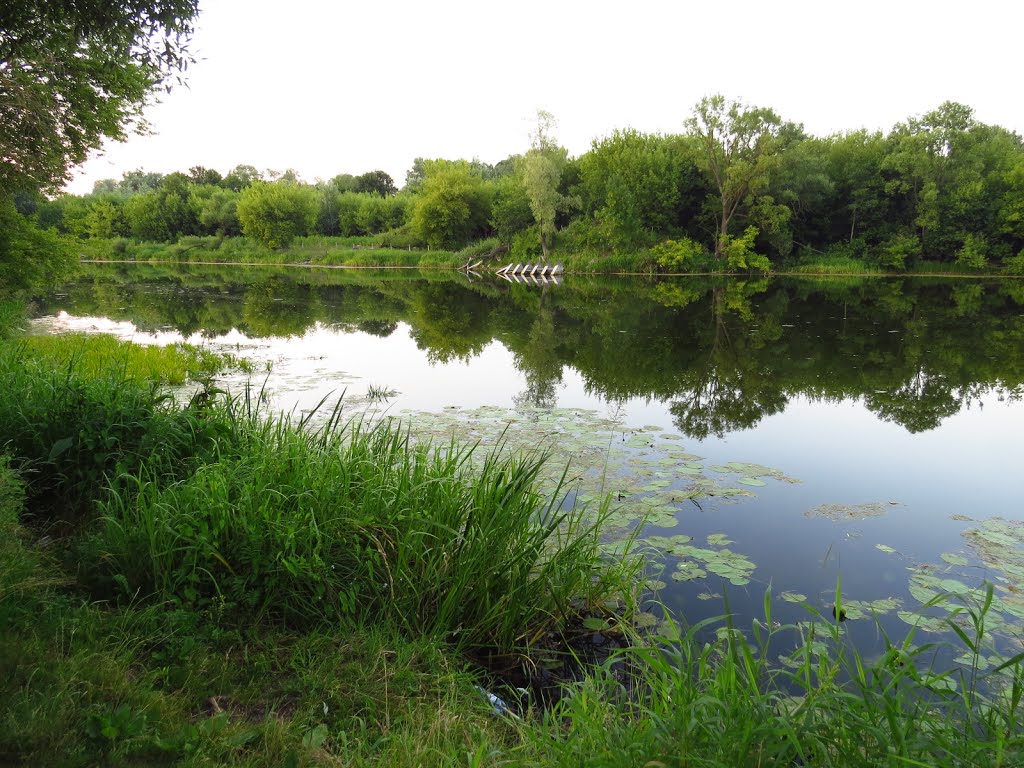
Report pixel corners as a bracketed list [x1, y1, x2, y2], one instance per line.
[33, 264, 1024, 656]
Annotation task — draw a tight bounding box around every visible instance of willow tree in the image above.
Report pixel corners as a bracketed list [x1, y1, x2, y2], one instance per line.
[685, 95, 782, 260]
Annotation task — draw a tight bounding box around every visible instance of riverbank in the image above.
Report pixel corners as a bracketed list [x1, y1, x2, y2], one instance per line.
[74, 235, 1024, 279]
[1, 332, 1022, 766]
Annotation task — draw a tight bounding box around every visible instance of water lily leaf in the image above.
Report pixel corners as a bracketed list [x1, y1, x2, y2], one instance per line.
[940, 553, 969, 566]
[582, 617, 610, 631]
[875, 544, 898, 554]
[937, 578, 970, 595]
[780, 592, 807, 603]
[633, 611, 659, 629]
[707, 533, 734, 546]
[737, 477, 766, 487]
[808, 502, 888, 521]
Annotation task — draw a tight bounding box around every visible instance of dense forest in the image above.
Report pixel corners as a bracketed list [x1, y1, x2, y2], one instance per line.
[6, 99, 1024, 279]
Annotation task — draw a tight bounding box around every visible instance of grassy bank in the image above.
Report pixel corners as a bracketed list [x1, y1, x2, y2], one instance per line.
[80, 235, 463, 270]
[2, 333, 1022, 766]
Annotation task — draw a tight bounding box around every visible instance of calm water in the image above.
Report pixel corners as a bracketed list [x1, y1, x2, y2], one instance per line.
[31, 264, 1024, 656]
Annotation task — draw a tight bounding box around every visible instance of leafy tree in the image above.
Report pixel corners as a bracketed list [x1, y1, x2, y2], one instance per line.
[356, 195, 389, 234]
[314, 188, 342, 236]
[353, 170, 397, 197]
[329, 173, 357, 193]
[685, 95, 783, 260]
[237, 181, 317, 248]
[124, 192, 169, 241]
[410, 163, 492, 249]
[579, 129, 704, 250]
[0, 197, 75, 292]
[83, 198, 126, 239]
[199, 189, 242, 237]
[336, 193, 364, 236]
[222, 164, 262, 191]
[520, 111, 571, 259]
[189, 166, 223, 186]
[117, 169, 165, 195]
[0, 0, 199, 192]
[490, 176, 534, 244]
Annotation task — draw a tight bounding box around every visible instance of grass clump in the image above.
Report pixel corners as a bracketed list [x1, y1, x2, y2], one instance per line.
[90, 405, 632, 652]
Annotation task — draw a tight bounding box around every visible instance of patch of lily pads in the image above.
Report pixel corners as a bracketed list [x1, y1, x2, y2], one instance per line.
[396, 404, 795, 543]
[805, 502, 892, 522]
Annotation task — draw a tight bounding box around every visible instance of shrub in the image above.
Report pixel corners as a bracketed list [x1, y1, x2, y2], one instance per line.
[237, 182, 318, 249]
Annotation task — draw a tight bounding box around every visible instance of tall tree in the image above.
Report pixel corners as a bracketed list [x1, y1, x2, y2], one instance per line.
[520, 110, 570, 259]
[685, 95, 783, 259]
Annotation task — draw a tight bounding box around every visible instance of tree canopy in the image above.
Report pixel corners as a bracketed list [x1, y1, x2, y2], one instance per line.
[0, 0, 200, 193]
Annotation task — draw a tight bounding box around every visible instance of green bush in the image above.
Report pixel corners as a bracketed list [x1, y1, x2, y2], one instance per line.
[651, 236, 710, 272]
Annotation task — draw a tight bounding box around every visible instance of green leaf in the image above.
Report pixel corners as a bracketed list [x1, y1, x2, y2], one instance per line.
[48, 436, 74, 461]
[302, 724, 329, 749]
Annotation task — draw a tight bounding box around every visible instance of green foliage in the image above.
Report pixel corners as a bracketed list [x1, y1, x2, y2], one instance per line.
[876, 230, 921, 270]
[651, 237, 709, 272]
[580, 129, 705, 251]
[522, 589, 1024, 767]
[519, 111, 572, 257]
[956, 233, 989, 269]
[0, 339, 240, 521]
[410, 162, 492, 249]
[0, 1, 199, 192]
[198, 188, 242, 237]
[722, 226, 771, 273]
[686, 94, 784, 259]
[0, 196, 77, 295]
[490, 175, 534, 243]
[352, 170, 397, 197]
[237, 182, 318, 249]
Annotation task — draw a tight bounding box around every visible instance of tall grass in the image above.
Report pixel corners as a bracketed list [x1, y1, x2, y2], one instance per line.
[0, 341, 242, 523]
[16, 333, 248, 384]
[785, 255, 883, 276]
[520, 587, 1024, 766]
[91, 401, 639, 652]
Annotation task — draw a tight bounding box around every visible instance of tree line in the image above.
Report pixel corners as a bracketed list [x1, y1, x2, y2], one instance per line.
[8, 99, 1024, 279]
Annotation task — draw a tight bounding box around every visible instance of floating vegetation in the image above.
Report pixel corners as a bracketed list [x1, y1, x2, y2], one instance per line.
[806, 502, 890, 521]
[875, 544, 898, 554]
[838, 597, 901, 621]
[940, 552, 969, 566]
[780, 592, 807, 604]
[394, 405, 794, 542]
[707, 462, 799, 483]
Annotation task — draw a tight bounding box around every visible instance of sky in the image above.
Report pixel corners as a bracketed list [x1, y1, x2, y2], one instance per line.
[66, 0, 1024, 194]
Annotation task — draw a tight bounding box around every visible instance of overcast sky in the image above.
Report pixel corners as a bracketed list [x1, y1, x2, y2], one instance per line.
[66, 0, 1024, 194]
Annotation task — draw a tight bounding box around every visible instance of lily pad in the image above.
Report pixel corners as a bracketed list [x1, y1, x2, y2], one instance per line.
[940, 553, 969, 566]
[808, 502, 889, 522]
[737, 477, 766, 487]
